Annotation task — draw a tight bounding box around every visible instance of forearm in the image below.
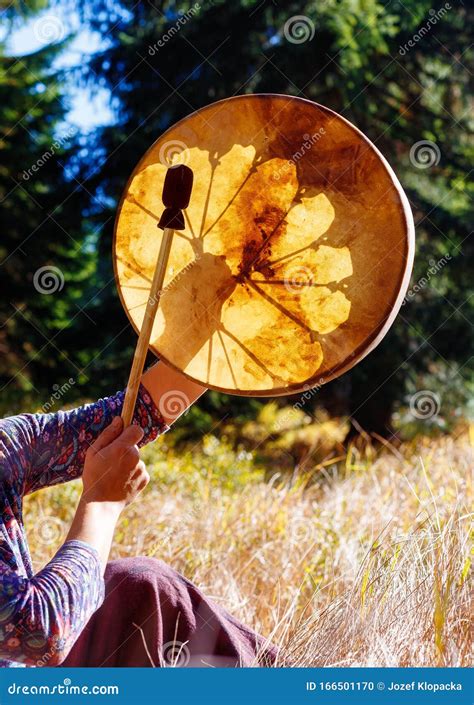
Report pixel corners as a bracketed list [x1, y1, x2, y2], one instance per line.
[17, 381, 168, 495]
[0, 542, 104, 666]
[141, 360, 206, 425]
[66, 497, 122, 572]
[5, 361, 201, 499]
[65, 362, 207, 565]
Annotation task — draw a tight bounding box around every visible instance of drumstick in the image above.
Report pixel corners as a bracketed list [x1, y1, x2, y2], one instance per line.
[121, 164, 194, 426]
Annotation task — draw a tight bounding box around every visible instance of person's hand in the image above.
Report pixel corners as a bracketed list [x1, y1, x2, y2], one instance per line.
[82, 417, 149, 509]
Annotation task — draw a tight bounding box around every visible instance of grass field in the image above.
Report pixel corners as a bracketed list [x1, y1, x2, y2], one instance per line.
[25, 407, 473, 667]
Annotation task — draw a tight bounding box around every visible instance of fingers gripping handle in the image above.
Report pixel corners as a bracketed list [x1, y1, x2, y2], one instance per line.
[121, 165, 194, 426]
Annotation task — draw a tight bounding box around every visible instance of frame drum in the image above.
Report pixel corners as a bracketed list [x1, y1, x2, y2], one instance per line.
[114, 94, 414, 396]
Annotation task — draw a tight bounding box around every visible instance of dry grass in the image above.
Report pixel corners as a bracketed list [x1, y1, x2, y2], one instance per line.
[25, 421, 473, 667]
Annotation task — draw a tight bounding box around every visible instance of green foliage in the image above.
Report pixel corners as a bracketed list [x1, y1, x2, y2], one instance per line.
[140, 434, 264, 494]
[1, 0, 472, 433]
[0, 37, 101, 413]
[394, 360, 474, 438]
[224, 402, 348, 470]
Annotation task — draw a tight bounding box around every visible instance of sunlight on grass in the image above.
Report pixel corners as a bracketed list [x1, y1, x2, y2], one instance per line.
[25, 421, 473, 667]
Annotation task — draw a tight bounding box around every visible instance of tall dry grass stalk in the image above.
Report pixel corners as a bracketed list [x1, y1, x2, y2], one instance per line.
[25, 429, 473, 667]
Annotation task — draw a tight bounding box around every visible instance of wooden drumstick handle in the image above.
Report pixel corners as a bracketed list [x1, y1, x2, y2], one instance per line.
[121, 227, 174, 426]
[121, 163, 194, 426]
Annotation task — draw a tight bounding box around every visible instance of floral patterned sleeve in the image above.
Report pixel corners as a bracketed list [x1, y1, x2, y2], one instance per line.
[0, 384, 168, 666]
[7, 384, 168, 497]
[0, 540, 104, 666]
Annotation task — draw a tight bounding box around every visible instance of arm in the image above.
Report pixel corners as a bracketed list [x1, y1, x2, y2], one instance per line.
[0, 418, 149, 666]
[141, 360, 206, 425]
[2, 361, 204, 497]
[0, 542, 104, 666]
[65, 418, 147, 569]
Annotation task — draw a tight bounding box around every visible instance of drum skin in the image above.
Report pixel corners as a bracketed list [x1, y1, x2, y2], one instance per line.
[113, 94, 414, 396]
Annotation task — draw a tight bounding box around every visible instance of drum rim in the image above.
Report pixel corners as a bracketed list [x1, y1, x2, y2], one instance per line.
[113, 93, 415, 397]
